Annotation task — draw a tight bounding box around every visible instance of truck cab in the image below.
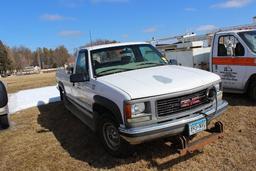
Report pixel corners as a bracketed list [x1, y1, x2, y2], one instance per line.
[211, 29, 256, 99]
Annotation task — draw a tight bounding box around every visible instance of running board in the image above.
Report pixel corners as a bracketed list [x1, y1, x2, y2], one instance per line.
[64, 98, 96, 131]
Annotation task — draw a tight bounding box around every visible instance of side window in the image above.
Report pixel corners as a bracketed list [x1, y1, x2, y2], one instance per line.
[218, 35, 245, 57]
[75, 51, 88, 74]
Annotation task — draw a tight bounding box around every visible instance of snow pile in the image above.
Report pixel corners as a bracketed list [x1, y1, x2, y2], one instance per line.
[8, 86, 60, 114]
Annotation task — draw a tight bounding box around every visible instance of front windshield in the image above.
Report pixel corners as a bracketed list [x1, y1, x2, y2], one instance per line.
[91, 44, 168, 77]
[238, 31, 256, 53]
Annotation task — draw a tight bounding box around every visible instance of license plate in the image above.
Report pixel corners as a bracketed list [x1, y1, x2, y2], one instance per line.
[188, 119, 207, 136]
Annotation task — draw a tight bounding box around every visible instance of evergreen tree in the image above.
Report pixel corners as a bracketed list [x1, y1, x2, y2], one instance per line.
[0, 40, 11, 75]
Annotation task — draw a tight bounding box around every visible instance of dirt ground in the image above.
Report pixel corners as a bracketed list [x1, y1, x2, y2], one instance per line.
[0, 72, 56, 93]
[0, 93, 255, 171]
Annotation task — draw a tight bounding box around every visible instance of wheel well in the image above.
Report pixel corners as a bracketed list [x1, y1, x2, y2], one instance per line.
[245, 74, 256, 92]
[93, 103, 119, 124]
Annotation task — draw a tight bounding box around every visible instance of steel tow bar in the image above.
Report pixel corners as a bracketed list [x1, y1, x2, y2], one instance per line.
[176, 121, 224, 156]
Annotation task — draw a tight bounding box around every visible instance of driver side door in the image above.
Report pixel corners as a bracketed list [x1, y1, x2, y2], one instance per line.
[72, 50, 94, 114]
[212, 34, 246, 90]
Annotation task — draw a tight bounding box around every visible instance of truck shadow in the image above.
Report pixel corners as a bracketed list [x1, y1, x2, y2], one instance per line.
[37, 101, 200, 170]
[223, 93, 255, 107]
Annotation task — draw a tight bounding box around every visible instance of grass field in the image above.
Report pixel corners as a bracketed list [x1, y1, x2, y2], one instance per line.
[0, 73, 56, 93]
[0, 94, 255, 171]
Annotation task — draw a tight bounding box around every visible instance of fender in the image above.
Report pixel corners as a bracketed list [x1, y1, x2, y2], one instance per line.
[93, 95, 123, 124]
[0, 81, 8, 108]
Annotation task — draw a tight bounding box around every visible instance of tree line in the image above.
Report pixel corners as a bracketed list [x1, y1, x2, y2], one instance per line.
[0, 39, 118, 75]
[0, 40, 71, 74]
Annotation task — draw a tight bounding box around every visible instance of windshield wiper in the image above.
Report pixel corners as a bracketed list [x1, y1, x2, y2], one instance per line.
[136, 62, 164, 66]
[97, 68, 133, 75]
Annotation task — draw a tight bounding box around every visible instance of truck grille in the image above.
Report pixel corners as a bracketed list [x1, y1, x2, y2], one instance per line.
[156, 89, 210, 117]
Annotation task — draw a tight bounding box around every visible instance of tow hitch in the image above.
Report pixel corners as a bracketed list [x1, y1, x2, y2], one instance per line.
[174, 121, 224, 156]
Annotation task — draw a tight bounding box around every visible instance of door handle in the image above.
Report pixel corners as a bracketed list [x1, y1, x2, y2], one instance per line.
[76, 85, 82, 89]
[76, 86, 82, 90]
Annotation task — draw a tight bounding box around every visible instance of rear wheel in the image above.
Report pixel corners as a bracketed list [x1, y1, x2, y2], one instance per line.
[248, 81, 256, 101]
[98, 116, 132, 158]
[0, 114, 9, 129]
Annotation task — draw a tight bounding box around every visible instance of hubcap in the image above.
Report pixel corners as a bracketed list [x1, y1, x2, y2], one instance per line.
[103, 123, 120, 151]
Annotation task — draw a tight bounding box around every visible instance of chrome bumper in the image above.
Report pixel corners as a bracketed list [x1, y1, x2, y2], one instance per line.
[119, 100, 228, 144]
[0, 106, 8, 116]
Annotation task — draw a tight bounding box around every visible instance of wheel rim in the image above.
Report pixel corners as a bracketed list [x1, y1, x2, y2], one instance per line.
[102, 122, 120, 151]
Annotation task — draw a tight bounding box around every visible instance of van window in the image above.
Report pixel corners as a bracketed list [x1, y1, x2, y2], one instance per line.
[238, 31, 256, 53]
[218, 35, 245, 57]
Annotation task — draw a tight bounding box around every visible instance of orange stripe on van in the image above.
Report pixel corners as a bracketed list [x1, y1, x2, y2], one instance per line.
[212, 57, 256, 66]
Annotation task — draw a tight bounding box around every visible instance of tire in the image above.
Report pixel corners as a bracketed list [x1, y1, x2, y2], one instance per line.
[97, 116, 132, 158]
[248, 81, 256, 101]
[0, 81, 8, 108]
[0, 114, 9, 129]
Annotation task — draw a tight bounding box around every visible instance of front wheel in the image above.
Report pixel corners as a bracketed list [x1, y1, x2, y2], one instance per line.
[0, 114, 9, 129]
[98, 116, 132, 158]
[248, 81, 256, 101]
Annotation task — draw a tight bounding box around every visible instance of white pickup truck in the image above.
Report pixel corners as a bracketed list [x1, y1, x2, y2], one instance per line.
[56, 42, 228, 157]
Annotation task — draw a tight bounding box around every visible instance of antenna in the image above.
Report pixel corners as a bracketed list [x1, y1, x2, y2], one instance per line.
[89, 30, 93, 47]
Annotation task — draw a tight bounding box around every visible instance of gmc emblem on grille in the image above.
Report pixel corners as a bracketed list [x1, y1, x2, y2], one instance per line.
[180, 96, 201, 108]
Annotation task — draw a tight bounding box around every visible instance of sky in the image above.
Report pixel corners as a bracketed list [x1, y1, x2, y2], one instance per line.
[0, 0, 255, 53]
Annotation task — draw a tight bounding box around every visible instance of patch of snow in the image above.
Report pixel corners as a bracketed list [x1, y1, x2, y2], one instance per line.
[8, 86, 60, 114]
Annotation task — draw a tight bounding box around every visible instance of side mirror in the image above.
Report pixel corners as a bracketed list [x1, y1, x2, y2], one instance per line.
[70, 73, 89, 83]
[169, 59, 178, 65]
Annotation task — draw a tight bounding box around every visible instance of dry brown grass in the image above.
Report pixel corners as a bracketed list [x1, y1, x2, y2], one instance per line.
[0, 94, 255, 171]
[0, 73, 56, 93]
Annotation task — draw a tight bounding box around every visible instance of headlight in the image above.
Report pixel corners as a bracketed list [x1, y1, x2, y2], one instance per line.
[124, 102, 151, 123]
[207, 82, 222, 101]
[131, 103, 145, 115]
[207, 87, 217, 101]
[214, 82, 222, 92]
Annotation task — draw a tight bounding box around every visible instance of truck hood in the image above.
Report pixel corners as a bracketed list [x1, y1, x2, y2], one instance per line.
[98, 65, 220, 99]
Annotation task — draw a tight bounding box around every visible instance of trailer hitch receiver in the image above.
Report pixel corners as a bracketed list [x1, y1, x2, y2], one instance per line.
[174, 121, 224, 156]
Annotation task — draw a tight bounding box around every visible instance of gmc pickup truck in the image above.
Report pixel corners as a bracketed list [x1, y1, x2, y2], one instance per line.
[56, 42, 228, 157]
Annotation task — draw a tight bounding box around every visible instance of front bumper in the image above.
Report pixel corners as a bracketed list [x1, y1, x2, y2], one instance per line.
[0, 106, 8, 116]
[119, 100, 228, 144]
